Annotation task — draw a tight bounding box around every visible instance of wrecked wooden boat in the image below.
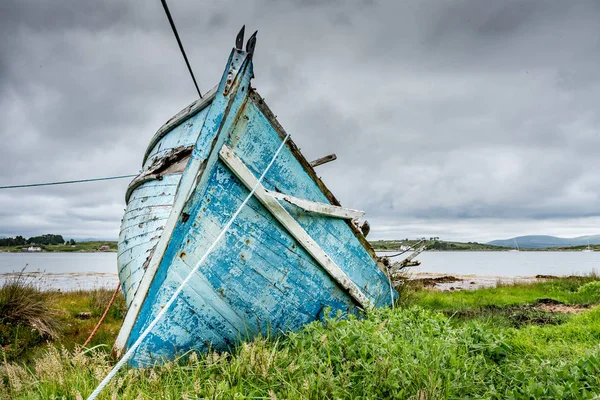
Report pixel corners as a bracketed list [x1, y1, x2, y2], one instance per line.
[114, 28, 396, 366]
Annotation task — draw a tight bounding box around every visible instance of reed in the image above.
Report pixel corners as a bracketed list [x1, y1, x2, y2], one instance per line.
[0, 271, 62, 362]
[0, 271, 61, 339]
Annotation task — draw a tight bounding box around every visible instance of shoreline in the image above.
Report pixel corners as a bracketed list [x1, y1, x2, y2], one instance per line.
[410, 272, 539, 291]
[0, 270, 578, 293]
[0, 250, 117, 253]
[5, 248, 581, 254]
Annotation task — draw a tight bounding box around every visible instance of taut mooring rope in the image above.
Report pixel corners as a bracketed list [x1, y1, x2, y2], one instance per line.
[0, 174, 136, 190]
[160, 0, 203, 98]
[82, 284, 122, 348]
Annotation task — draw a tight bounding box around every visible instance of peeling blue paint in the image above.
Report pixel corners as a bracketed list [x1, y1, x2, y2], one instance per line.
[117, 43, 396, 366]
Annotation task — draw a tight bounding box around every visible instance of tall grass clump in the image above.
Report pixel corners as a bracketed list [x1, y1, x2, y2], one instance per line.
[384, 262, 419, 306]
[87, 288, 127, 320]
[577, 281, 600, 303]
[0, 271, 61, 361]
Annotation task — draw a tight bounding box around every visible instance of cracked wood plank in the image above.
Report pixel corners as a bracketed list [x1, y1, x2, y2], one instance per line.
[219, 144, 370, 308]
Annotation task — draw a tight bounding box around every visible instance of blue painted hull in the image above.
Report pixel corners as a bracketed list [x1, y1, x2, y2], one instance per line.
[117, 90, 217, 308]
[115, 39, 396, 366]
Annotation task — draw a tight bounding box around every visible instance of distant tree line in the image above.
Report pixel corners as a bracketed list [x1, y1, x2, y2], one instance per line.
[427, 241, 459, 250]
[0, 234, 75, 247]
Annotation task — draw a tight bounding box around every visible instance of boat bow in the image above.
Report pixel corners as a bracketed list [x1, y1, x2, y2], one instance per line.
[114, 29, 395, 365]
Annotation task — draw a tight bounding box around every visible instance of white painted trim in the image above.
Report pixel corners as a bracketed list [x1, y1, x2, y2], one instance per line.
[219, 144, 370, 308]
[113, 156, 206, 358]
[267, 191, 364, 220]
[113, 52, 254, 358]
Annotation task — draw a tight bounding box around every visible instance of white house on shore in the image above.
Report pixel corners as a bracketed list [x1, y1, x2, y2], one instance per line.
[23, 246, 41, 252]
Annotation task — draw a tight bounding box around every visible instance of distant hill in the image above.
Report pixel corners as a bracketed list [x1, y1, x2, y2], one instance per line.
[75, 237, 118, 242]
[488, 234, 600, 249]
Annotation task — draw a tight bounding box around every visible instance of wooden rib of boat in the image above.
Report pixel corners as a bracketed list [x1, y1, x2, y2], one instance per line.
[114, 28, 396, 366]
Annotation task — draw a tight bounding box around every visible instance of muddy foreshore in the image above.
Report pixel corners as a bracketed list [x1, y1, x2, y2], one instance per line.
[410, 272, 552, 291]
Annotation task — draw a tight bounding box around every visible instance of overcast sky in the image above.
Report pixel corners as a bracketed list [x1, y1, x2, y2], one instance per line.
[1, 0, 599, 242]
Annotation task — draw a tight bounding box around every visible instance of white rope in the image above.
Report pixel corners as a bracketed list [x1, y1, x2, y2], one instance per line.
[87, 135, 289, 400]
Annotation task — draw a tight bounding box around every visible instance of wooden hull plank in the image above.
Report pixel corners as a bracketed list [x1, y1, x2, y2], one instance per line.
[219, 144, 370, 307]
[126, 161, 355, 364]
[143, 106, 212, 170]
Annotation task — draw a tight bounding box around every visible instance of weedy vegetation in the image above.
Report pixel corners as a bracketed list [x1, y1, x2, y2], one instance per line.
[0, 272, 126, 365]
[0, 241, 117, 253]
[1, 272, 600, 399]
[0, 272, 61, 361]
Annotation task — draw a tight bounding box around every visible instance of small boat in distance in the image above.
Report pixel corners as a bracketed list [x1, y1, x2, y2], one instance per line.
[582, 240, 593, 252]
[113, 28, 396, 366]
[509, 238, 520, 252]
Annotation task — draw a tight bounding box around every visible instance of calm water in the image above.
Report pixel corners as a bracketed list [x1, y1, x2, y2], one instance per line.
[378, 251, 600, 277]
[0, 252, 118, 291]
[0, 251, 599, 291]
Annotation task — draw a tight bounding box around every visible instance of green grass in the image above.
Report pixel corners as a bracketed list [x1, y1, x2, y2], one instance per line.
[0, 273, 62, 362]
[369, 239, 405, 251]
[0, 282, 125, 364]
[426, 240, 510, 251]
[0, 241, 117, 253]
[411, 275, 600, 312]
[2, 276, 600, 398]
[50, 289, 126, 349]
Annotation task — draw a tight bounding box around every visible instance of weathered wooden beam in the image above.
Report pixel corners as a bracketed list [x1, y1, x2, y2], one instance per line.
[389, 245, 427, 274]
[219, 144, 370, 308]
[267, 191, 364, 220]
[309, 154, 337, 168]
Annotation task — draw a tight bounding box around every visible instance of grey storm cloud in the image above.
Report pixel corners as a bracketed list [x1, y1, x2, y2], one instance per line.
[0, 0, 599, 242]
